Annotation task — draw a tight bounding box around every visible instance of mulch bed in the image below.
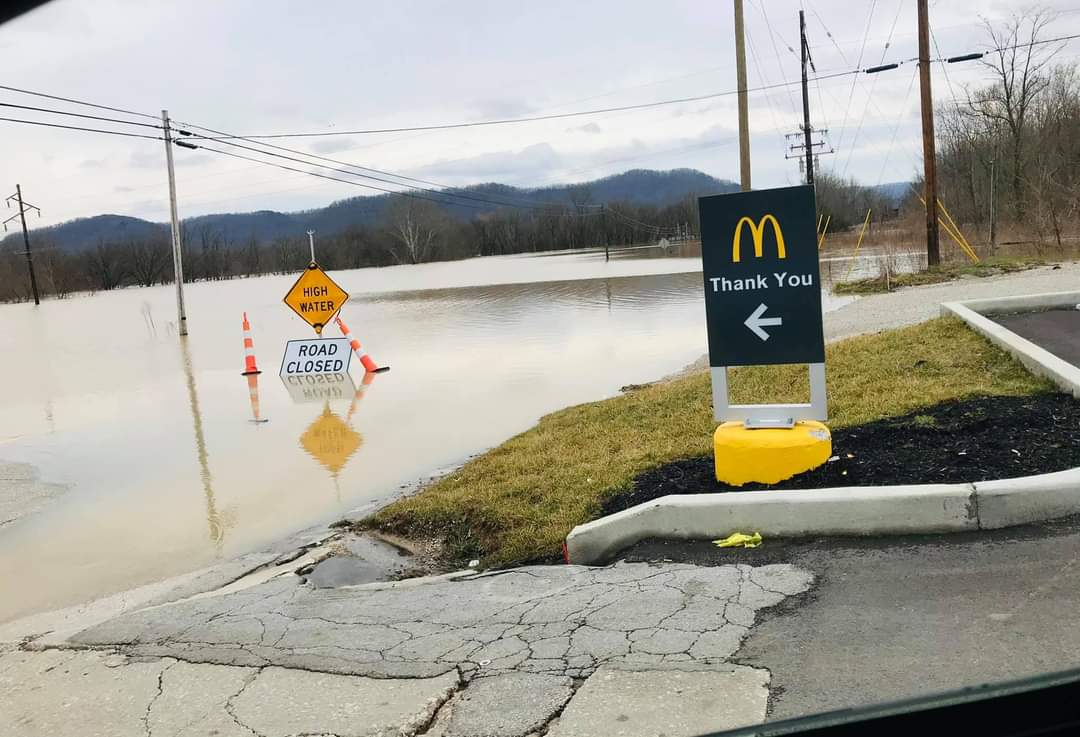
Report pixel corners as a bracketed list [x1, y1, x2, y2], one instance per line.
[602, 393, 1080, 516]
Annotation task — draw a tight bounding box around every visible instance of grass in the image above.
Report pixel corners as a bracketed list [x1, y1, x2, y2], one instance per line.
[367, 318, 1054, 567]
[834, 256, 1053, 295]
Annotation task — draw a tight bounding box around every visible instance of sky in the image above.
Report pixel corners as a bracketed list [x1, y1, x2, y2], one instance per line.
[2, 0, 1079, 228]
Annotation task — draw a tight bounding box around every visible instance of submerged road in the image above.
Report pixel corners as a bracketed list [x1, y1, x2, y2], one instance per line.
[622, 515, 1080, 721]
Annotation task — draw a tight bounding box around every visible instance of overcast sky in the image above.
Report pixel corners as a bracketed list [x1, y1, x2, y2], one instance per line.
[2, 0, 1079, 228]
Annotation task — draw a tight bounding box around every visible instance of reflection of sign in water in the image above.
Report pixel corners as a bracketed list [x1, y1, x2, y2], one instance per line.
[283, 264, 349, 335]
[281, 372, 357, 404]
[280, 338, 352, 376]
[300, 404, 362, 475]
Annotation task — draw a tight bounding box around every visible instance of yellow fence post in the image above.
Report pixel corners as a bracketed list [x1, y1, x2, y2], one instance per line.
[843, 209, 873, 282]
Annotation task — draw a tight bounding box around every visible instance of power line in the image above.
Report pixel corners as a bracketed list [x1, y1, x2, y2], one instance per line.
[930, 25, 960, 110]
[840, 0, 905, 179]
[834, 0, 878, 156]
[178, 131, 587, 213]
[0, 83, 158, 121]
[745, 17, 788, 134]
[0, 102, 163, 130]
[0, 116, 163, 140]
[748, 0, 800, 118]
[172, 119, 582, 212]
[184, 71, 861, 141]
[190, 141, 601, 218]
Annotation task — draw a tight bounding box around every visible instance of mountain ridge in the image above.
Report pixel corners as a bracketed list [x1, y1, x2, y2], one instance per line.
[5, 168, 739, 253]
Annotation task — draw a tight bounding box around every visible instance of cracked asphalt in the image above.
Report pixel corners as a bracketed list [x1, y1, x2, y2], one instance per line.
[3, 561, 808, 736]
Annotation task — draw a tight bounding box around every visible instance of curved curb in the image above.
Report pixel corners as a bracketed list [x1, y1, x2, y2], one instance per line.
[565, 468, 1080, 564]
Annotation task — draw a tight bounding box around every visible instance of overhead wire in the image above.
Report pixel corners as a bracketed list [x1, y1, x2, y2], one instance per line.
[0, 116, 162, 140]
[745, 18, 788, 134]
[172, 119, 586, 212]
[748, 0, 801, 118]
[181, 70, 861, 141]
[839, 0, 905, 179]
[0, 83, 159, 121]
[834, 0, 878, 155]
[0, 102, 163, 130]
[190, 141, 602, 218]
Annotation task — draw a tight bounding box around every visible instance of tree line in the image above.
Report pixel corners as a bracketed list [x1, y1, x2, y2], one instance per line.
[0, 193, 701, 303]
[934, 9, 1079, 251]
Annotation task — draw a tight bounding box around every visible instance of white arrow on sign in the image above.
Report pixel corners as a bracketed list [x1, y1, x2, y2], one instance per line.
[744, 303, 783, 341]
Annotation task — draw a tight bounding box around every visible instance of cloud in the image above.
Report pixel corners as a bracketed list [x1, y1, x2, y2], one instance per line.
[309, 137, 360, 154]
[468, 97, 534, 119]
[130, 150, 209, 169]
[80, 158, 108, 169]
[415, 143, 562, 184]
[129, 151, 161, 169]
[114, 186, 135, 193]
[567, 122, 603, 134]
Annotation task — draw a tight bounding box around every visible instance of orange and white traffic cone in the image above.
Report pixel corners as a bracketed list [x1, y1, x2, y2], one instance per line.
[335, 315, 389, 374]
[241, 312, 261, 376]
[246, 373, 269, 423]
[345, 370, 377, 423]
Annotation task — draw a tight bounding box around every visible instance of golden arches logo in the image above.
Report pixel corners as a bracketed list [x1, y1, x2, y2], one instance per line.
[732, 214, 787, 263]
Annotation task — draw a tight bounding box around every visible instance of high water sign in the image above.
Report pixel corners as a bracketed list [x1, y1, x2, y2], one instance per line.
[283, 264, 349, 335]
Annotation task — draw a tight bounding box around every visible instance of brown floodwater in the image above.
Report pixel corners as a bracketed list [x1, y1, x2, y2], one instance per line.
[0, 245, 853, 622]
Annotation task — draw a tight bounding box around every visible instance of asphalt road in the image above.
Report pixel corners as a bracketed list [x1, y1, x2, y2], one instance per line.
[621, 516, 1080, 722]
[997, 308, 1080, 368]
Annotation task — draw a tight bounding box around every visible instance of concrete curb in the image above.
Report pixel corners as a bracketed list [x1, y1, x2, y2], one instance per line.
[564, 292, 1080, 565]
[566, 469, 1080, 564]
[941, 291, 1080, 398]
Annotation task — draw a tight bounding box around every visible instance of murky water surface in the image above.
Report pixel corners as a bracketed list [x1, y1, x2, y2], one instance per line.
[0, 244, 856, 622]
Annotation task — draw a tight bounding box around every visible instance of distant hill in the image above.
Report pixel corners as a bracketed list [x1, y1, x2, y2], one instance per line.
[3, 168, 737, 253]
[872, 181, 912, 207]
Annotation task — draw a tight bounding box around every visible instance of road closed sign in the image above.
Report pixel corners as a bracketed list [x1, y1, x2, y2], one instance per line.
[699, 185, 825, 368]
[280, 338, 352, 376]
[283, 264, 349, 335]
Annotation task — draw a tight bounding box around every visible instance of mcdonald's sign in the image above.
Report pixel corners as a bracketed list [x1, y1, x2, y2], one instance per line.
[699, 185, 825, 368]
[732, 214, 787, 263]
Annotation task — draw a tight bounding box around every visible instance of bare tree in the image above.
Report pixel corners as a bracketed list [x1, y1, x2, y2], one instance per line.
[384, 197, 444, 264]
[128, 238, 171, 287]
[964, 9, 1063, 219]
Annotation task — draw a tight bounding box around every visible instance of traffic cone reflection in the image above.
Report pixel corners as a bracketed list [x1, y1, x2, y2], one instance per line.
[247, 373, 269, 423]
[345, 370, 378, 423]
[241, 312, 261, 375]
[335, 315, 389, 374]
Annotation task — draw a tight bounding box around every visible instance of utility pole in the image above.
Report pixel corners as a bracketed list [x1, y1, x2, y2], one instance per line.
[917, 0, 941, 267]
[734, 0, 751, 191]
[799, 11, 815, 187]
[601, 205, 609, 261]
[988, 158, 997, 254]
[3, 185, 41, 305]
[161, 110, 189, 336]
[786, 14, 831, 182]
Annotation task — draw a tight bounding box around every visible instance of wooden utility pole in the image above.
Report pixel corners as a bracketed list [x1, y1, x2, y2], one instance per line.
[161, 110, 189, 336]
[799, 10, 815, 187]
[734, 0, 751, 191]
[3, 184, 41, 305]
[917, 0, 941, 267]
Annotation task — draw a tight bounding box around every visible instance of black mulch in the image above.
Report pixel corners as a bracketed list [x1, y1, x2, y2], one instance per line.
[603, 393, 1080, 516]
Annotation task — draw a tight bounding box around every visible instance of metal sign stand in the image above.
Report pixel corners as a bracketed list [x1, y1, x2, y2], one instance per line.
[711, 363, 827, 429]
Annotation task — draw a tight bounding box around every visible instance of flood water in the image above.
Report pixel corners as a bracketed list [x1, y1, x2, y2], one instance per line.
[0, 244, 853, 622]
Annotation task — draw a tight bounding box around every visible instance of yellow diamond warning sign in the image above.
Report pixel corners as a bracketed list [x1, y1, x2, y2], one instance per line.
[299, 405, 362, 475]
[283, 264, 349, 335]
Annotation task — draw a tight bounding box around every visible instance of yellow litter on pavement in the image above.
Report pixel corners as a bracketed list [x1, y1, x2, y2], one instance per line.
[713, 532, 763, 549]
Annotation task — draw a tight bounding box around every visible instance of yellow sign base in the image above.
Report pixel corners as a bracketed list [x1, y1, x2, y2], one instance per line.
[714, 421, 832, 486]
